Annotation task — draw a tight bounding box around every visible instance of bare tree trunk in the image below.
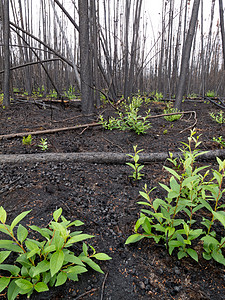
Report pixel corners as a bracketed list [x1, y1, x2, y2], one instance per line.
[219, 0, 225, 69]
[3, 0, 10, 107]
[78, 0, 94, 114]
[175, 0, 200, 110]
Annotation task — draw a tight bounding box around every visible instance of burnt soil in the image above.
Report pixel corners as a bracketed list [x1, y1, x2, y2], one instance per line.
[0, 99, 225, 300]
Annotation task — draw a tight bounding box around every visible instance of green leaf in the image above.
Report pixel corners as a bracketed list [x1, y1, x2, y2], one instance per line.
[187, 248, 198, 262]
[82, 243, 88, 256]
[17, 224, 28, 243]
[50, 250, 64, 277]
[92, 253, 112, 260]
[7, 279, 21, 300]
[10, 210, 31, 232]
[0, 251, 11, 264]
[0, 224, 12, 237]
[213, 211, 225, 228]
[34, 282, 49, 292]
[0, 264, 20, 275]
[178, 250, 187, 260]
[67, 220, 84, 227]
[0, 277, 10, 293]
[65, 234, 94, 246]
[15, 279, 33, 291]
[53, 208, 62, 222]
[33, 260, 50, 277]
[64, 253, 85, 266]
[0, 207, 7, 223]
[29, 225, 50, 239]
[125, 234, 145, 244]
[164, 166, 181, 180]
[67, 265, 87, 275]
[79, 256, 103, 273]
[55, 272, 67, 287]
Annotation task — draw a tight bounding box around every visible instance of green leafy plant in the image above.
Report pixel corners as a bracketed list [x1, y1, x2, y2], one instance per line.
[0, 207, 111, 300]
[64, 86, 76, 100]
[47, 89, 58, 99]
[22, 135, 32, 146]
[210, 111, 225, 124]
[212, 136, 225, 149]
[126, 145, 144, 180]
[163, 103, 182, 122]
[126, 130, 225, 265]
[99, 96, 151, 134]
[38, 138, 48, 151]
[206, 90, 216, 98]
[187, 93, 198, 98]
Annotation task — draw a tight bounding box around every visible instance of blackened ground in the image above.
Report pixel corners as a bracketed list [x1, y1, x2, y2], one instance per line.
[0, 99, 225, 300]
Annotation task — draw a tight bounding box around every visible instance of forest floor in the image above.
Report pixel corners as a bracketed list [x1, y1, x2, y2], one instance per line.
[0, 98, 225, 300]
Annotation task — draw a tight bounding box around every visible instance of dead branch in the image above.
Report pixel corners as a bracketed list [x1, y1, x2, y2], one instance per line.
[0, 123, 100, 140]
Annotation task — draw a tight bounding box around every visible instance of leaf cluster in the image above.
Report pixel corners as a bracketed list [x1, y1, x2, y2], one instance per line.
[0, 207, 111, 299]
[22, 135, 32, 146]
[99, 96, 151, 134]
[210, 111, 225, 124]
[163, 106, 182, 122]
[126, 130, 225, 265]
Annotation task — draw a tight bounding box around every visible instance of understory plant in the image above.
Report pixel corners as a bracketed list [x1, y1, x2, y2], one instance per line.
[99, 96, 151, 134]
[126, 130, 225, 265]
[38, 138, 48, 151]
[210, 111, 225, 124]
[22, 135, 32, 146]
[212, 136, 225, 149]
[206, 90, 216, 98]
[163, 103, 182, 122]
[0, 207, 111, 299]
[126, 145, 144, 180]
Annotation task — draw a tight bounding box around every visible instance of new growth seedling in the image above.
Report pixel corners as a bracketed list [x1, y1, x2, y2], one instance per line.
[126, 145, 144, 180]
[38, 138, 48, 151]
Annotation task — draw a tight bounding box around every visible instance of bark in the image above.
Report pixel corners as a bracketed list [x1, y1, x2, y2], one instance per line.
[78, 0, 94, 114]
[0, 149, 225, 165]
[175, 0, 200, 110]
[219, 0, 225, 69]
[3, 0, 10, 107]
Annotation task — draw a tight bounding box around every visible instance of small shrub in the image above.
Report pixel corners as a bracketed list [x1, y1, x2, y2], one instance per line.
[126, 130, 225, 265]
[206, 90, 216, 98]
[99, 96, 151, 134]
[163, 103, 181, 122]
[38, 138, 48, 151]
[22, 135, 32, 146]
[210, 111, 225, 124]
[0, 207, 111, 299]
[212, 136, 225, 148]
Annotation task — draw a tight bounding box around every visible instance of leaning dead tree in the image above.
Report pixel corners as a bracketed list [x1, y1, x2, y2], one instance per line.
[3, 0, 10, 107]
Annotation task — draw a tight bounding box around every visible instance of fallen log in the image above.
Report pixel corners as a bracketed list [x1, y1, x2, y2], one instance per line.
[0, 149, 225, 164]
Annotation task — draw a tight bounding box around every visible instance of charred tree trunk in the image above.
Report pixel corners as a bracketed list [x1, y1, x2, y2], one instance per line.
[219, 0, 225, 70]
[3, 0, 10, 107]
[78, 0, 94, 114]
[175, 0, 200, 110]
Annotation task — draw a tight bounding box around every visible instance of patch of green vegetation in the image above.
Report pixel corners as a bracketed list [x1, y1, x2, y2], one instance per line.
[64, 85, 77, 100]
[99, 96, 151, 134]
[206, 90, 216, 98]
[0, 207, 111, 299]
[126, 130, 225, 266]
[210, 111, 225, 124]
[22, 135, 32, 146]
[212, 136, 225, 148]
[163, 103, 182, 122]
